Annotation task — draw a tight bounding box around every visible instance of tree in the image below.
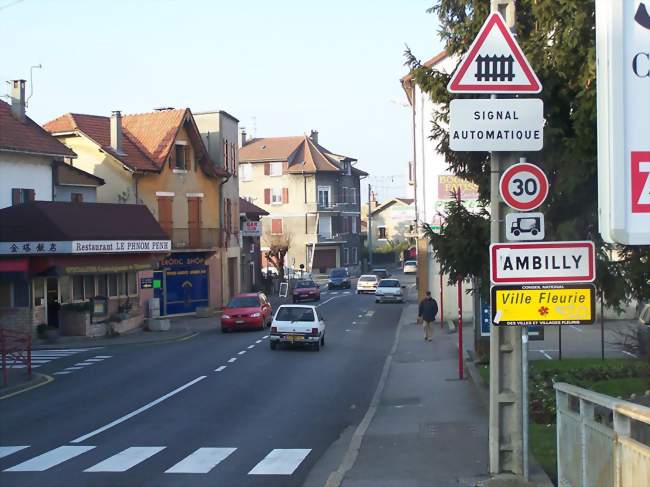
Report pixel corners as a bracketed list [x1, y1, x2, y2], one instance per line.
[262, 233, 292, 281]
[406, 0, 649, 309]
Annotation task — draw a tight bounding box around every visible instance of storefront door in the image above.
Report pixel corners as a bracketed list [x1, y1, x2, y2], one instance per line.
[46, 277, 60, 328]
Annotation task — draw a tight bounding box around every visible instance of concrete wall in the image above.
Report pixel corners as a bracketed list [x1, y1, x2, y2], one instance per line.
[0, 153, 53, 208]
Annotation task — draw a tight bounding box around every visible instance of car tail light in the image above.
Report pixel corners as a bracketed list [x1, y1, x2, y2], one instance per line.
[271, 326, 277, 333]
[311, 327, 319, 335]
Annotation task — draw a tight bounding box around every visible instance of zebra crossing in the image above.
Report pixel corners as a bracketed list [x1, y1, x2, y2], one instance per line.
[0, 444, 312, 476]
[7, 349, 99, 369]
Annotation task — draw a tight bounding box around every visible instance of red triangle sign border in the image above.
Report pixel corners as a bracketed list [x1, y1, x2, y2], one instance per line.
[447, 12, 542, 93]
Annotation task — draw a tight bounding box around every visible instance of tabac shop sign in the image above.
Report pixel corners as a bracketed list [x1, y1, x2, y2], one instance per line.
[0, 240, 171, 255]
[241, 221, 262, 237]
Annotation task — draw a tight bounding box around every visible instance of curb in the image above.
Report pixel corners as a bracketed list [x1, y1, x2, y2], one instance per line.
[465, 358, 554, 487]
[32, 330, 198, 351]
[0, 373, 53, 400]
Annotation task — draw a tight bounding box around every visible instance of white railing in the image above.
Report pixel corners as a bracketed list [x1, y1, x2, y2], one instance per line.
[555, 382, 650, 487]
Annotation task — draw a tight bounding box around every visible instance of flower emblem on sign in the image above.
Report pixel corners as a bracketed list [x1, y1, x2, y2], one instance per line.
[538, 306, 549, 316]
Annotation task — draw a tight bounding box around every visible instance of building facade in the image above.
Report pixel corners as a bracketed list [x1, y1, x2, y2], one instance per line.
[44, 108, 229, 315]
[239, 131, 367, 275]
[367, 198, 416, 252]
[239, 198, 268, 292]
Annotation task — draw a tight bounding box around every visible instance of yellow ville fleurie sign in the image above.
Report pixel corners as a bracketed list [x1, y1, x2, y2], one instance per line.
[491, 284, 596, 326]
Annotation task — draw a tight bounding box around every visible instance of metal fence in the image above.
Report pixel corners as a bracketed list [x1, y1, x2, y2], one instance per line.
[555, 382, 650, 487]
[0, 328, 32, 386]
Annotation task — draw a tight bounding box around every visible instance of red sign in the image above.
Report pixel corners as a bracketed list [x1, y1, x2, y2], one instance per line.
[631, 151, 650, 213]
[499, 163, 549, 211]
[447, 12, 541, 93]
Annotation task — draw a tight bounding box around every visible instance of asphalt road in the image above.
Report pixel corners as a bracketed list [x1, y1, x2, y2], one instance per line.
[0, 278, 408, 487]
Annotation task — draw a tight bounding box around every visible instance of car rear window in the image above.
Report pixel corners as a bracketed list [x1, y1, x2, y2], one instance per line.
[227, 296, 260, 308]
[275, 307, 315, 322]
[330, 269, 348, 278]
[404, 261, 416, 266]
[359, 275, 377, 282]
[295, 280, 317, 289]
[378, 280, 400, 288]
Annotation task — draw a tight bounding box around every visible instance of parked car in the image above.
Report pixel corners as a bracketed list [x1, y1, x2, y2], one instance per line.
[356, 274, 379, 294]
[269, 305, 326, 351]
[292, 279, 321, 303]
[221, 292, 272, 332]
[375, 278, 404, 303]
[371, 268, 390, 279]
[403, 260, 417, 274]
[328, 267, 351, 289]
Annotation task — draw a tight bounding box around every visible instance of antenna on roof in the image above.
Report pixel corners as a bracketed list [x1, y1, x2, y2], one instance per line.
[26, 64, 42, 106]
[154, 107, 174, 111]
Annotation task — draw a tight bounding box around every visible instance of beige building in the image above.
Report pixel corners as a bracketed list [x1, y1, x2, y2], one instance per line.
[367, 198, 416, 252]
[239, 131, 367, 274]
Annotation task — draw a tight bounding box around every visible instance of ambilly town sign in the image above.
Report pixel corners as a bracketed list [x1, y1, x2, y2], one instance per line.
[0, 240, 171, 255]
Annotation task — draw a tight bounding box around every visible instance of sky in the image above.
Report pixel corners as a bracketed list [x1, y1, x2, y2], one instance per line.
[1, 0, 444, 202]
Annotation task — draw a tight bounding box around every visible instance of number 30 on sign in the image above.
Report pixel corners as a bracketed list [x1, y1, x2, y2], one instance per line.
[499, 162, 549, 211]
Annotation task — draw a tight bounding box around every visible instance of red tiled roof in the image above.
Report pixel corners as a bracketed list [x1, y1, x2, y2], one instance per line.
[0, 100, 76, 158]
[239, 197, 268, 216]
[43, 109, 227, 176]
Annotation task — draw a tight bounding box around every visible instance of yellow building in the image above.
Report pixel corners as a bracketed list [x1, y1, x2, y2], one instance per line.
[44, 108, 235, 314]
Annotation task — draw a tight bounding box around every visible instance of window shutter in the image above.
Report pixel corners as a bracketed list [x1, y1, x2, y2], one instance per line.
[264, 188, 271, 204]
[282, 188, 289, 204]
[27, 189, 35, 201]
[11, 188, 20, 205]
[264, 163, 270, 176]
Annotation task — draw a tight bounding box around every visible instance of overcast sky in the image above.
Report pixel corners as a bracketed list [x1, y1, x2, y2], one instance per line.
[1, 0, 443, 202]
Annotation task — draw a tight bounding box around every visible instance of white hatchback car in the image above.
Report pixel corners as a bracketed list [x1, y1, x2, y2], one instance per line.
[375, 278, 404, 303]
[356, 274, 379, 294]
[403, 260, 417, 274]
[269, 305, 326, 351]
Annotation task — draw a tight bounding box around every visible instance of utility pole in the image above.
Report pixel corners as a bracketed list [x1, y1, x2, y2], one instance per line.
[367, 184, 373, 268]
[488, 0, 524, 478]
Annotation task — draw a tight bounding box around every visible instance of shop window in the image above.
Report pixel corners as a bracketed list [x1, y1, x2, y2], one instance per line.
[118, 273, 127, 296]
[33, 277, 45, 306]
[13, 280, 29, 307]
[96, 275, 107, 297]
[0, 282, 10, 307]
[83, 275, 95, 300]
[59, 276, 71, 304]
[108, 274, 118, 297]
[72, 276, 84, 301]
[128, 272, 137, 296]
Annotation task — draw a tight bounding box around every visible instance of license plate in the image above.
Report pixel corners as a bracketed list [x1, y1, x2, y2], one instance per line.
[286, 335, 304, 341]
[236, 320, 245, 324]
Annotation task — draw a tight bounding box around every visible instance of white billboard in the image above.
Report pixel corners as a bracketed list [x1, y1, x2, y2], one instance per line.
[596, 0, 650, 244]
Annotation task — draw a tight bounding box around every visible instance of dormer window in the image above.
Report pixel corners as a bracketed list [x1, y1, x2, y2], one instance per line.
[174, 142, 189, 171]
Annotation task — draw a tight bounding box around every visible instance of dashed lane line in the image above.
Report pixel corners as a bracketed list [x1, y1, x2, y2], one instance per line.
[247, 345, 255, 349]
[214, 366, 227, 372]
[238, 351, 247, 356]
[227, 358, 237, 363]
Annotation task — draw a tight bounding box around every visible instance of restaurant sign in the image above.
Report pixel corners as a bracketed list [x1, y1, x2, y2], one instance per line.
[0, 240, 171, 255]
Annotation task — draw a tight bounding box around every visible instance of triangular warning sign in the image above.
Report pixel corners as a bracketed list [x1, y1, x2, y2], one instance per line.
[447, 12, 542, 93]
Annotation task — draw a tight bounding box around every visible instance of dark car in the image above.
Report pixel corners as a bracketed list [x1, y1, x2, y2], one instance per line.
[328, 268, 351, 289]
[221, 292, 272, 333]
[371, 268, 391, 280]
[292, 280, 321, 303]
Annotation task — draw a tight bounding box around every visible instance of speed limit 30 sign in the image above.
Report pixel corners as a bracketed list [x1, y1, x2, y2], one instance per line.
[499, 162, 549, 211]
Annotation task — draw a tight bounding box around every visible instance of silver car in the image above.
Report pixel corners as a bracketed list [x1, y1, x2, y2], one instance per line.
[356, 274, 379, 294]
[375, 278, 404, 303]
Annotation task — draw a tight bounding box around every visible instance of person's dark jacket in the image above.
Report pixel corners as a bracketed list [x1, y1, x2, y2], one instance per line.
[418, 297, 438, 322]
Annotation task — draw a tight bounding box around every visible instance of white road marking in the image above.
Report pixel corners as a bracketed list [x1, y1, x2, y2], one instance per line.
[365, 311, 374, 317]
[263, 335, 269, 339]
[352, 321, 357, 325]
[316, 295, 348, 308]
[4, 445, 96, 472]
[73, 362, 94, 367]
[214, 366, 226, 372]
[6, 364, 40, 369]
[0, 446, 29, 459]
[569, 325, 584, 332]
[71, 376, 206, 444]
[165, 447, 236, 474]
[357, 314, 363, 318]
[238, 351, 246, 355]
[622, 350, 638, 358]
[228, 358, 237, 363]
[53, 371, 72, 375]
[343, 291, 351, 294]
[93, 355, 112, 359]
[248, 345, 255, 349]
[255, 340, 262, 344]
[84, 358, 106, 362]
[248, 449, 311, 475]
[64, 367, 84, 371]
[84, 446, 165, 472]
[537, 350, 553, 360]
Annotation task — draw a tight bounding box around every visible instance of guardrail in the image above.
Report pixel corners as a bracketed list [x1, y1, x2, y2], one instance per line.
[555, 382, 650, 487]
[0, 328, 32, 386]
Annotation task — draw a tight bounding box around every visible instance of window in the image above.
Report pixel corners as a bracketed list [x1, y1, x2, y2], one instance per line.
[318, 186, 331, 207]
[33, 278, 44, 306]
[348, 188, 356, 204]
[269, 162, 283, 176]
[378, 227, 387, 239]
[118, 273, 127, 296]
[271, 188, 283, 204]
[271, 218, 283, 235]
[11, 188, 35, 205]
[174, 144, 188, 170]
[343, 247, 349, 265]
[59, 276, 71, 304]
[72, 276, 84, 301]
[108, 274, 118, 297]
[71, 192, 83, 203]
[84, 275, 95, 299]
[241, 163, 252, 181]
[128, 272, 138, 296]
[351, 217, 357, 234]
[352, 247, 358, 265]
[96, 275, 107, 297]
[0, 282, 10, 307]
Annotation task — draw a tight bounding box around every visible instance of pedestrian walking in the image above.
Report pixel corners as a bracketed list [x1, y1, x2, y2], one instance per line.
[418, 291, 438, 341]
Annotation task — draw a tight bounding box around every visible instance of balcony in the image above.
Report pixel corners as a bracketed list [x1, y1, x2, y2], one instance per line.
[307, 233, 349, 244]
[169, 228, 222, 250]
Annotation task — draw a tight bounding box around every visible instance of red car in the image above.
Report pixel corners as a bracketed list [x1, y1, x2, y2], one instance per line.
[292, 280, 321, 303]
[221, 292, 272, 333]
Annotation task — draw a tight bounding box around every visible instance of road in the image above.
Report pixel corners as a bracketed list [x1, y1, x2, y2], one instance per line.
[0, 275, 411, 487]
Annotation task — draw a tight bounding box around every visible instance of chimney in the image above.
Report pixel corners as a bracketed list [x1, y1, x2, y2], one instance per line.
[370, 191, 379, 210]
[309, 129, 318, 145]
[10, 80, 26, 122]
[110, 110, 123, 153]
[239, 127, 247, 147]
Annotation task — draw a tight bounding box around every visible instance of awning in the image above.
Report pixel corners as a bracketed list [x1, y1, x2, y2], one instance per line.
[0, 258, 29, 281]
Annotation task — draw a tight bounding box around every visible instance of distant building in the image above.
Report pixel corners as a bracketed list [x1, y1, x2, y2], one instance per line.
[367, 197, 416, 253]
[239, 197, 268, 292]
[239, 131, 367, 274]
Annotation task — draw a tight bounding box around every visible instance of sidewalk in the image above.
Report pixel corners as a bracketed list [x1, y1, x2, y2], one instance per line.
[336, 302, 491, 487]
